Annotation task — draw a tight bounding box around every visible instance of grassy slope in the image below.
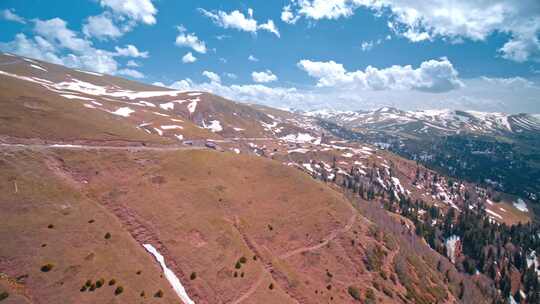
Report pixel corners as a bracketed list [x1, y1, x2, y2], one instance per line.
[0, 145, 461, 303]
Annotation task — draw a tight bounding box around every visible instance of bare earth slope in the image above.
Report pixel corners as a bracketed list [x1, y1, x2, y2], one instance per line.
[0, 53, 497, 303]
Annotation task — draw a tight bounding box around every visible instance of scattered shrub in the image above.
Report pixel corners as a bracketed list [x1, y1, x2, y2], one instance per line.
[0, 292, 8, 301]
[233, 271, 238, 278]
[88, 219, 95, 224]
[85, 280, 92, 287]
[47, 224, 54, 229]
[154, 290, 164, 298]
[40, 264, 54, 272]
[235, 261, 242, 269]
[80, 286, 87, 292]
[108, 279, 116, 286]
[347, 286, 361, 301]
[114, 286, 123, 295]
[326, 284, 332, 290]
[190, 272, 197, 280]
[366, 288, 376, 302]
[136, 270, 142, 275]
[325, 269, 333, 278]
[253, 255, 257, 261]
[240, 272, 244, 278]
[89, 283, 96, 291]
[267, 224, 273, 231]
[268, 283, 274, 290]
[239, 256, 247, 264]
[96, 278, 104, 288]
[140, 291, 145, 297]
[41, 244, 47, 248]
[104, 232, 111, 239]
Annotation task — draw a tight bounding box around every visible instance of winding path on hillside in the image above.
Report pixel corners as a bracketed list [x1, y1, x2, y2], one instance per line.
[278, 212, 357, 260]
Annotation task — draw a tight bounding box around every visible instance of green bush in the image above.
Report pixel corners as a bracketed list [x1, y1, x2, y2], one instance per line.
[96, 278, 104, 288]
[114, 286, 124, 295]
[235, 261, 242, 269]
[89, 283, 96, 291]
[108, 279, 116, 286]
[85, 280, 92, 287]
[0, 291, 9, 301]
[40, 264, 54, 272]
[347, 286, 361, 301]
[154, 290, 164, 298]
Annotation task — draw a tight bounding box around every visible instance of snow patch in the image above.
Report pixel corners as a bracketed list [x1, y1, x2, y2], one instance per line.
[513, 198, 528, 213]
[143, 244, 195, 304]
[111, 107, 134, 117]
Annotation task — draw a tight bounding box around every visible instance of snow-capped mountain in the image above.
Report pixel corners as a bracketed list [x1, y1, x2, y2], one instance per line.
[307, 107, 540, 136]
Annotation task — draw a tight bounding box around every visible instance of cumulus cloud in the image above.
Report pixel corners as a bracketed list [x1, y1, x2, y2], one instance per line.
[175, 26, 207, 54]
[298, 57, 463, 93]
[202, 70, 221, 83]
[1, 9, 26, 24]
[117, 68, 144, 78]
[252, 70, 278, 83]
[82, 0, 157, 40]
[0, 17, 146, 75]
[248, 55, 259, 62]
[282, 0, 540, 62]
[199, 8, 280, 37]
[126, 60, 139, 67]
[182, 52, 197, 63]
[281, 5, 299, 24]
[114, 44, 148, 58]
[82, 13, 122, 40]
[99, 0, 157, 25]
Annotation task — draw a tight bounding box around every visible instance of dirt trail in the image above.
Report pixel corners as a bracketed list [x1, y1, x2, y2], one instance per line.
[0, 142, 204, 152]
[278, 213, 356, 259]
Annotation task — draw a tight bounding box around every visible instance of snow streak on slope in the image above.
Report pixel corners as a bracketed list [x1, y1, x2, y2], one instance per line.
[143, 244, 195, 304]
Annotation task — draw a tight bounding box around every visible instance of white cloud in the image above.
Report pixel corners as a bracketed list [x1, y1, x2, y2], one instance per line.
[117, 68, 144, 78]
[99, 0, 157, 25]
[361, 41, 373, 51]
[182, 52, 197, 63]
[281, 5, 299, 24]
[360, 39, 383, 51]
[34, 18, 92, 52]
[175, 26, 207, 54]
[258, 20, 280, 38]
[248, 55, 259, 62]
[298, 57, 464, 93]
[225, 72, 237, 79]
[1, 9, 26, 24]
[202, 70, 221, 83]
[126, 60, 139, 67]
[283, 0, 540, 62]
[481, 76, 535, 88]
[199, 8, 280, 37]
[252, 70, 278, 83]
[161, 75, 540, 114]
[0, 17, 146, 76]
[114, 44, 149, 58]
[82, 13, 122, 40]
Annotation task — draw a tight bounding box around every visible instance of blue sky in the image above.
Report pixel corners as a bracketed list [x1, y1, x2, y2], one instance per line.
[1, 0, 540, 113]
